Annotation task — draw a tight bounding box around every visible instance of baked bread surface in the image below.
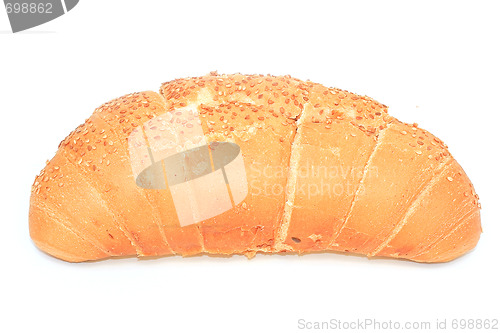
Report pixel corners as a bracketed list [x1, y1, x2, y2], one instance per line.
[29, 73, 482, 262]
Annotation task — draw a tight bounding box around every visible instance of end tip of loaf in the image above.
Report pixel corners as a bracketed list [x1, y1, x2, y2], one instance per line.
[29, 199, 110, 263]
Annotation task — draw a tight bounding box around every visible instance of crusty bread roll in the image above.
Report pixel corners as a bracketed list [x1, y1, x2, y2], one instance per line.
[29, 73, 481, 263]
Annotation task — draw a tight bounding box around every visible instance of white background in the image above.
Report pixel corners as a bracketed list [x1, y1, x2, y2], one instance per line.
[1, 1, 499, 332]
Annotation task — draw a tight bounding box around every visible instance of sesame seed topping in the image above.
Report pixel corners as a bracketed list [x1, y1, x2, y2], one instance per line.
[447, 176, 453, 181]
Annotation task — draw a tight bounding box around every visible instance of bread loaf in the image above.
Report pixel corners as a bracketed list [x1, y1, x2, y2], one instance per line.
[29, 73, 482, 263]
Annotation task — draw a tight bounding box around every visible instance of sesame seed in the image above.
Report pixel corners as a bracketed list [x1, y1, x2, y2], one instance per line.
[447, 176, 453, 181]
[415, 150, 422, 155]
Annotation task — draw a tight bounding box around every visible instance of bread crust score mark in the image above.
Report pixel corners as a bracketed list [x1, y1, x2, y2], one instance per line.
[370, 157, 453, 257]
[93, 99, 173, 256]
[29, 73, 482, 262]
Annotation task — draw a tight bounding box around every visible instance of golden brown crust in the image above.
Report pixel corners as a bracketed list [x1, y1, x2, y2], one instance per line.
[329, 122, 452, 254]
[282, 120, 379, 252]
[29, 73, 481, 262]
